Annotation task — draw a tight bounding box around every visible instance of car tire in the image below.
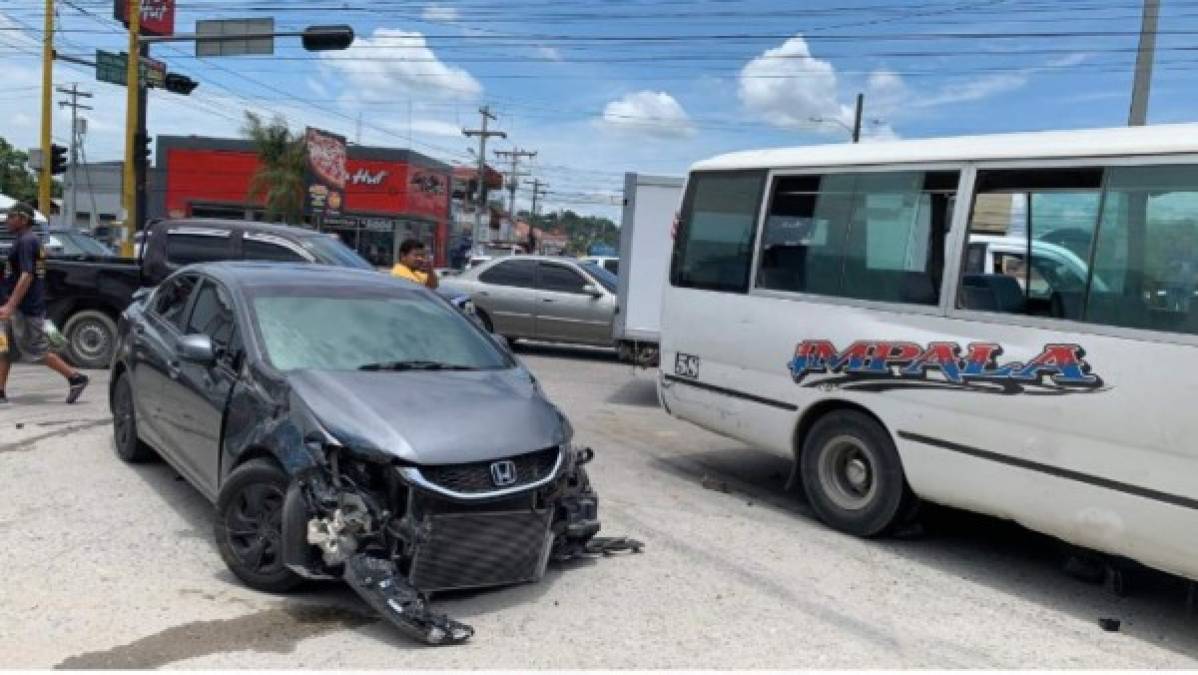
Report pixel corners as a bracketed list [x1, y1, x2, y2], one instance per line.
[800, 410, 914, 538]
[215, 458, 303, 594]
[64, 309, 118, 370]
[111, 371, 155, 463]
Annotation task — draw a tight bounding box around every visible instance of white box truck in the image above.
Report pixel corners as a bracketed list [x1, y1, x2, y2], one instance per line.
[613, 172, 684, 366]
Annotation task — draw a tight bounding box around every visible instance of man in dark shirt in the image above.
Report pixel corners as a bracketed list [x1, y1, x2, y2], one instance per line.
[0, 202, 88, 406]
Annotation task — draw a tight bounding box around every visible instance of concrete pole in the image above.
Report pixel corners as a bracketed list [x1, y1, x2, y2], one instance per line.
[1129, 0, 1160, 126]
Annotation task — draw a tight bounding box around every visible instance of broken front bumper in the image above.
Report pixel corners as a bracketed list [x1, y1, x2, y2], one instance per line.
[281, 443, 635, 645]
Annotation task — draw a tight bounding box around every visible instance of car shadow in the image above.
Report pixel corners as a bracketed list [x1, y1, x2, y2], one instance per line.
[649, 444, 1198, 660]
[513, 341, 620, 363]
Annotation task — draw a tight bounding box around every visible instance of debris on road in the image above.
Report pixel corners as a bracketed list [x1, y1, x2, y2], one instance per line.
[1098, 617, 1121, 632]
[701, 474, 730, 493]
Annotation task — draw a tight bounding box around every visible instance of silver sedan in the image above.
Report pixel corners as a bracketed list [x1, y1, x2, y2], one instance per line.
[440, 255, 618, 347]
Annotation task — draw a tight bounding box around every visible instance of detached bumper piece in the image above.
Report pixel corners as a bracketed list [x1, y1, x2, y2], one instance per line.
[343, 553, 474, 645]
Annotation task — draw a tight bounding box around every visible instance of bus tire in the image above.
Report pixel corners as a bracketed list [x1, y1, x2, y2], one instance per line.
[800, 410, 913, 538]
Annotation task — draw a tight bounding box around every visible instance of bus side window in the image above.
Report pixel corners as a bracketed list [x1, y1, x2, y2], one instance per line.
[1087, 165, 1198, 335]
[670, 171, 766, 293]
[959, 168, 1103, 320]
[757, 170, 955, 306]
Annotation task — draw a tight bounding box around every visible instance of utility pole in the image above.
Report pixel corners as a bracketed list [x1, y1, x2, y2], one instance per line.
[462, 106, 506, 249]
[119, 0, 142, 257]
[493, 147, 536, 218]
[525, 178, 547, 219]
[851, 92, 864, 144]
[1129, 0, 1160, 126]
[38, 0, 54, 215]
[57, 83, 93, 229]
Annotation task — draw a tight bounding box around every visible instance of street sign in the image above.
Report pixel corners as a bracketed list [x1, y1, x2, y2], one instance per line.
[196, 18, 275, 57]
[114, 0, 176, 37]
[95, 50, 167, 88]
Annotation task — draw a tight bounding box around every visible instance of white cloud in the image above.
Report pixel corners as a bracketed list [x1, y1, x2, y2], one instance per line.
[738, 35, 849, 131]
[409, 119, 463, 137]
[306, 77, 330, 99]
[915, 72, 1029, 109]
[321, 29, 482, 102]
[599, 90, 695, 139]
[536, 46, 564, 62]
[421, 5, 460, 22]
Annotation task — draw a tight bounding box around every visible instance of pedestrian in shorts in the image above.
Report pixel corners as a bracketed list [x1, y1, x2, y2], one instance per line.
[0, 202, 88, 406]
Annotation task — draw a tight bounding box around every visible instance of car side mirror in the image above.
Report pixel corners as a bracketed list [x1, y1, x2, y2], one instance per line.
[583, 284, 603, 298]
[178, 334, 215, 365]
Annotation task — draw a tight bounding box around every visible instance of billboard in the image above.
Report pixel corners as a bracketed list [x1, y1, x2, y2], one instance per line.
[304, 127, 349, 217]
[114, 0, 176, 37]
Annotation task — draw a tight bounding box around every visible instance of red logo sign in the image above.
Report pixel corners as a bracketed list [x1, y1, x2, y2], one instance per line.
[114, 0, 176, 37]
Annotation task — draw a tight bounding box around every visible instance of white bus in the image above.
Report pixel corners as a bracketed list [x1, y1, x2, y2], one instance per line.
[658, 123, 1198, 583]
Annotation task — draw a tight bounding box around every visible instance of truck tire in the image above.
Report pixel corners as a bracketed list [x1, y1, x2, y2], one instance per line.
[800, 410, 914, 538]
[64, 309, 118, 370]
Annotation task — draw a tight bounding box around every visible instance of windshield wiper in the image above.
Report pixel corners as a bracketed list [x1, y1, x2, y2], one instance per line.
[358, 360, 476, 372]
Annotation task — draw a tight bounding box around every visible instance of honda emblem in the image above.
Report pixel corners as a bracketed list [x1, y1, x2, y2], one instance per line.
[490, 460, 518, 487]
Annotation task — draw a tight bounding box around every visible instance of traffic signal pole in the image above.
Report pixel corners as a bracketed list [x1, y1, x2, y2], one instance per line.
[120, 0, 140, 257]
[136, 44, 149, 233]
[38, 0, 54, 215]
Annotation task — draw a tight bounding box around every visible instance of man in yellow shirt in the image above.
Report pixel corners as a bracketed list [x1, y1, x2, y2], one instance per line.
[391, 238, 439, 289]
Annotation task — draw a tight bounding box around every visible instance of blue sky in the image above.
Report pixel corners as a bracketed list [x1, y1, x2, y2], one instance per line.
[2, 0, 1197, 218]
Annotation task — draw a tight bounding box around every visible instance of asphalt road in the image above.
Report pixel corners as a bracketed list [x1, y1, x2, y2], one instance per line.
[1, 345, 1196, 668]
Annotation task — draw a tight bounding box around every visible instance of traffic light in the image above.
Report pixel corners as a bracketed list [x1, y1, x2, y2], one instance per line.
[134, 133, 152, 164]
[163, 73, 198, 95]
[50, 144, 67, 175]
[302, 25, 355, 52]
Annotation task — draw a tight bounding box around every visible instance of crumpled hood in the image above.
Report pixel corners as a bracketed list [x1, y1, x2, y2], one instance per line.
[286, 367, 569, 465]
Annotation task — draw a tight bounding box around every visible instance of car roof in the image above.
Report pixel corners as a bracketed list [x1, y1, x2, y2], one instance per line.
[156, 218, 330, 240]
[693, 123, 1198, 173]
[186, 261, 415, 290]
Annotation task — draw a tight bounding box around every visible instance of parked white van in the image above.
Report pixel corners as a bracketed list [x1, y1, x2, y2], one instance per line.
[659, 124, 1198, 584]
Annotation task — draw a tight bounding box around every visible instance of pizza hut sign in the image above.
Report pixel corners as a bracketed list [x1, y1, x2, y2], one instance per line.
[351, 169, 389, 186]
[114, 0, 176, 36]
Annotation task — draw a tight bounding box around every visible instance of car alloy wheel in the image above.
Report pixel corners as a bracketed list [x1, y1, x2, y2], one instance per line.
[224, 482, 286, 578]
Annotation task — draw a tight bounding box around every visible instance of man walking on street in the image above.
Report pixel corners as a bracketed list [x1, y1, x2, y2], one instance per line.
[0, 202, 88, 406]
[391, 238, 439, 289]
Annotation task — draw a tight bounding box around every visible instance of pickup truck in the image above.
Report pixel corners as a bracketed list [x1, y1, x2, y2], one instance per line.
[44, 219, 472, 369]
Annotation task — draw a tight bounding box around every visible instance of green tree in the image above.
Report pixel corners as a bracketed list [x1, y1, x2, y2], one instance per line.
[242, 111, 307, 223]
[0, 136, 39, 203]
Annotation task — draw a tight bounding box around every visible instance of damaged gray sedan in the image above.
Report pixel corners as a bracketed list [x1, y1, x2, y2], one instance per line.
[109, 262, 639, 644]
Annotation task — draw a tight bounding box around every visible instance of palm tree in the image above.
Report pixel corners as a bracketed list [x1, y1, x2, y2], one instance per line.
[243, 111, 307, 223]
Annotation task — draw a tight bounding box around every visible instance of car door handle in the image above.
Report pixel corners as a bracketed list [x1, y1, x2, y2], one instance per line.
[541, 298, 555, 303]
[478, 291, 490, 297]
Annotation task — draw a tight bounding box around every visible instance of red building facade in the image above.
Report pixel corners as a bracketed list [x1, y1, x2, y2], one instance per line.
[154, 136, 453, 266]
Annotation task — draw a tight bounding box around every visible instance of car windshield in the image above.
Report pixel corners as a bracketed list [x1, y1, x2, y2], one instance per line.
[55, 232, 114, 256]
[301, 235, 375, 270]
[251, 288, 510, 372]
[582, 263, 618, 292]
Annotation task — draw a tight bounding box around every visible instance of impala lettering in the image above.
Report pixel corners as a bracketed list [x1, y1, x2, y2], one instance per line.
[788, 340, 1103, 392]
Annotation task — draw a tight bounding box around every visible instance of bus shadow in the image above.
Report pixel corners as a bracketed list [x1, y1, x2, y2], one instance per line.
[651, 445, 1198, 660]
